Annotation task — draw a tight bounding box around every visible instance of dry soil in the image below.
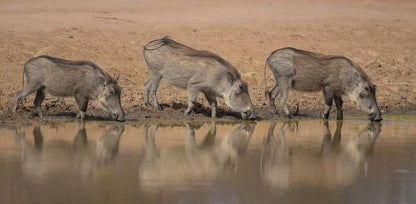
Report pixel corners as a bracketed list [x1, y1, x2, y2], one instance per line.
[1, 0, 415, 124]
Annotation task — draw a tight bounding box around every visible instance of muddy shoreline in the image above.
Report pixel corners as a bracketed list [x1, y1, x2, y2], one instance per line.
[3, 100, 416, 128]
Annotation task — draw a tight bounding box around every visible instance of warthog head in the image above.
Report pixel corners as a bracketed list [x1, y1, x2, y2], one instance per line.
[350, 81, 382, 122]
[98, 77, 125, 122]
[223, 75, 256, 120]
[220, 122, 256, 169]
[96, 125, 124, 164]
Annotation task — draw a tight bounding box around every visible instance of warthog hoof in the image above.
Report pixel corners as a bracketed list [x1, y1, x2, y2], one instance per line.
[284, 113, 293, 119]
[76, 112, 86, 120]
[155, 105, 163, 111]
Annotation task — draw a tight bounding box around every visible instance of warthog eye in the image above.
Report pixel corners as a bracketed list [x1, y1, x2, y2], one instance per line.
[359, 90, 370, 99]
[365, 86, 370, 92]
[107, 87, 115, 95]
[234, 84, 245, 95]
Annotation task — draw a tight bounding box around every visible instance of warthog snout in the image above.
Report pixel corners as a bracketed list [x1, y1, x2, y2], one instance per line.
[111, 111, 125, 122]
[241, 107, 256, 120]
[368, 111, 383, 122]
[368, 111, 382, 122]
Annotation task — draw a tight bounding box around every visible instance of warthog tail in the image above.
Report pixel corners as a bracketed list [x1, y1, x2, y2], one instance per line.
[143, 36, 170, 50]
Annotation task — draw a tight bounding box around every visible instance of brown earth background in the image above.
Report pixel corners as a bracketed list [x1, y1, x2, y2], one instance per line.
[1, 0, 415, 123]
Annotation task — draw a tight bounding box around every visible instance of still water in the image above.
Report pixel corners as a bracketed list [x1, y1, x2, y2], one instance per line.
[1, 119, 416, 203]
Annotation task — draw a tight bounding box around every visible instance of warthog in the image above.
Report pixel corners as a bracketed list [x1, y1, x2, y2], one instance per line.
[264, 47, 382, 121]
[143, 37, 255, 119]
[13, 122, 125, 182]
[96, 125, 124, 164]
[261, 120, 381, 189]
[12, 56, 125, 121]
[139, 121, 256, 188]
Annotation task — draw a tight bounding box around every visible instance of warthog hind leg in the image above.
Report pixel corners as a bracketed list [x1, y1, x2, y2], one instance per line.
[34, 88, 45, 117]
[149, 75, 163, 111]
[13, 83, 41, 112]
[323, 86, 334, 119]
[278, 77, 292, 118]
[268, 80, 280, 115]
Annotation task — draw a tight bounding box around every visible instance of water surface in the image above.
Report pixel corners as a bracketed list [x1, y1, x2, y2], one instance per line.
[1, 119, 416, 203]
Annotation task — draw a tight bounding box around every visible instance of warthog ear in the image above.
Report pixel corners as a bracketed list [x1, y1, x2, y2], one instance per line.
[227, 72, 235, 84]
[112, 74, 120, 83]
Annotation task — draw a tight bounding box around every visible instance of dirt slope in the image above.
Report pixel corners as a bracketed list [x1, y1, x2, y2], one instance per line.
[1, 0, 415, 123]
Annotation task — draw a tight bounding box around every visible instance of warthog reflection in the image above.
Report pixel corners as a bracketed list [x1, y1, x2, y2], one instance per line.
[139, 121, 256, 188]
[13, 122, 124, 181]
[261, 121, 381, 189]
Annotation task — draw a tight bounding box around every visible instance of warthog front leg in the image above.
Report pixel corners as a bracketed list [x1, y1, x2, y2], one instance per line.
[75, 94, 88, 120]
[76, 112, 86, 120]
[200, 121, 217, 147]
[185, 123, 197, 153]
[73, 121, 87, 150]
[203, 92, 217, 118]
[321, 120, 332, 155]
[145, 73, 163, 111]
[334, 96, 343, 120]
[185, 87, 199, 115]
[143, 79, 151, 107]
[142, 124, 159, 161]
[323, 105, 332, 120]
[12, 91, 23, 112]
